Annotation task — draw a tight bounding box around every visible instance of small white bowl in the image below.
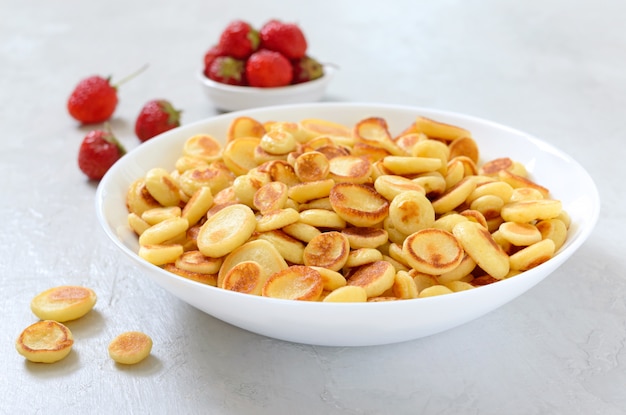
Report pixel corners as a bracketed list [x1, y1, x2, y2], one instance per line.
[96, 103, 600, 347]
[198, 64, 336, 112]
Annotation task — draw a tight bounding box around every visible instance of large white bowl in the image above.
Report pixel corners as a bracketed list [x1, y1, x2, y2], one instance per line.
[96, 103, 600, 347]
[198, 64, 336, 112]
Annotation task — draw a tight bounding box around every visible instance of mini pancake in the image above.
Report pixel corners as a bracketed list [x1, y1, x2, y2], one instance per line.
[353, 117, 404, 155]
[182, 186, 214, 226]
[175, 155, 209, 173]
[262, 160, 301, 187]
[342, 227, 388, 249]
[402, 228, 464, 275]
[479, 157, 514, 177]
[174, 250, 222, 274]
[536, 218, 568, 251]
[138, 244, 184, 266]
[498, 169, 550, 198]
[346, 260, 396, 298]
[141, 206, 182, 226]
[467, 180, 514, 204]
[183, 134, 223, 161]
[448, 136, 479, 163]
[309, 266, 347, 291]
[222, 136, 261, 176]
[303, 231, 350, 271]
[499, 221, 542, 246]
[392, 270, 419, 299]
[282, 222, 322, 243]
[108, 331, 152, 365]
[260, 127, 298, 155]
[436, 254, 477, 284]
[128, 212, 150, 236]
[459, 209, 488, 229]
[315, 144, 352, 160]
[393, 132, 428, 153]
[218, 239, 288, 288]
[431, 176, 477, 215]
[509, 239, 555, 271]
[227, 116, 266, 141]
[299, 118, 353, 144]
[412, 172, 447, 196]
[255, 208, 300, 232]
[351, 142, 393, 163]
[500, 199, 562, 223]
[298, 208, 347, 229]
[221, 261, 267, 295]
[328, 155, 373, 184]
[30, 286, 97, 322]
[452, 220, 510, 279]
[414, 116, 471, 141]
[126, 178, 161, 216]
[294, 151, 330, 182]
[178, 163, 235, 197]
[145, 167, 181, 207]
[232, 171, 271, 208]
[418, 285, 454, 298]
[163, 263, 218, 286]
[411, 139, 450, 175]
[255, 229, 305, 264]
[388, 190, 435, 235]
[16, 320, 74, 363]
[381, 156, 442, 176]
[329, 182, 389, 227]
[469, 195, 505, 220]
[444, 280, 476, 292]
[252, 181, 290, 214]
[510, 187, 545, 202]
[322, 285, 367, 303]
[288, 179, 335, 203]
[262, 265, 323, 301]
[139, 217, 189, 246]
[345, 248, 384, 268]
[196, 204, 257, 258]
[374, 175, 425, 201]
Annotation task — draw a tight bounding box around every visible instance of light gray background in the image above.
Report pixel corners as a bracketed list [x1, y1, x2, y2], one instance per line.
[2, 1, 624, 414]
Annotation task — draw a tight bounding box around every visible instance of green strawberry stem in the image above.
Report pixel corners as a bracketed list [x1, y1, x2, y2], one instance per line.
[103, 122, 126, 155]
[113, 64, 149, 88]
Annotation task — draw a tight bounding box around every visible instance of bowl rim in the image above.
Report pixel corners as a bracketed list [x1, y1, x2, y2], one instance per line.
[197, 63, 337, 96]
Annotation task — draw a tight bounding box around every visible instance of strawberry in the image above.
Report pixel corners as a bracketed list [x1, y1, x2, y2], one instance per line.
[203, 44, 226, 78]
[292, 56, 324, 84]
[134, 99, 182, 142]
[260, 20, 307, 60]
[206, 56, 247, 85]
[67, 76, 118, 124]
[245, 50, 293, 87]
[67, 65, 147, 124]
[218, 20, 260, 59]
[78, 128, 126, 180]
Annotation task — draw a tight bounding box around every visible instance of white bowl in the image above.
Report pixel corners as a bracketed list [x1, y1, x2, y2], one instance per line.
[96, 103, 600, 347]
[198, 64, 336, 112]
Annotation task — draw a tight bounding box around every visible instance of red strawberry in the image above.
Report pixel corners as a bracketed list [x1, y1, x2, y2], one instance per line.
[206, 56, 247, 85]
[78, 128, 126, 180]
[67, 65, 147, 124]
[246, 50, 293, 87]
[67, 76, 118, 124]
[218, 20, 260, 59]
[260, 20, 307, 60]
[203, 44, 226, 77]
[292, 56, 324, 84]
[135, 100, 182, 142]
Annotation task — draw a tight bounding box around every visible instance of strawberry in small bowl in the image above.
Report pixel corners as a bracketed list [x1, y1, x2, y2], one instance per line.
[198, 19, 336, 112]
